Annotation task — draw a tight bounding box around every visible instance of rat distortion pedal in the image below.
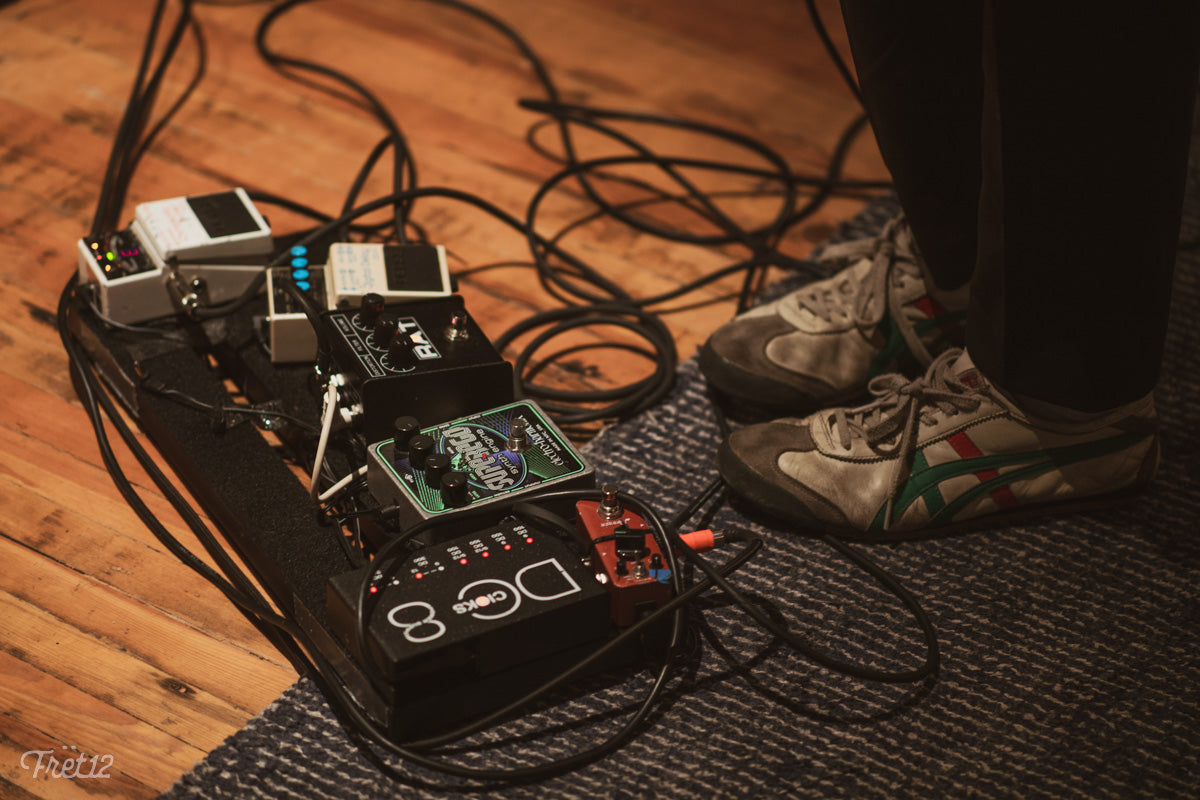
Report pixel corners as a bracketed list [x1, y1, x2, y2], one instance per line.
[320, 295, 513, 441]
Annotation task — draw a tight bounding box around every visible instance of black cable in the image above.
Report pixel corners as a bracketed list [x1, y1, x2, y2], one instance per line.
[58, 280, 315, 674]
[805, 0, 863, 103]
[142, 380, 320, 433]
[492, 303, 677, 425]
[95, 0, 199, 236]
[519, 100, 796, 248]
[128, 12, 207, 175]
[255, 0, 417, 240]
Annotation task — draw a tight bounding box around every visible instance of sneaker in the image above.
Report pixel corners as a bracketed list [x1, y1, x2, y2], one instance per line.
[717, 349, 1160, 540]
[699, 216, 967, 415]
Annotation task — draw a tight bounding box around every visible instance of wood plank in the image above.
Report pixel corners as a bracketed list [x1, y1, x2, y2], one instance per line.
[0, 711, 157, 800]
[0, 409, 296, 665]
[0, 535, 294, 716]
[0, 588, 269, 751]
[0, 650, 207, 791]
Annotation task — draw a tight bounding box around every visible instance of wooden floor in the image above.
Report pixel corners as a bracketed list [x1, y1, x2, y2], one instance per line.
[0, 0, 883, 796]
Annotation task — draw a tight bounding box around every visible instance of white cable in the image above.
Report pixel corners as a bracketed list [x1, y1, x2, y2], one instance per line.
[309, 380, 339, 499]
[318, 464, 367, 504]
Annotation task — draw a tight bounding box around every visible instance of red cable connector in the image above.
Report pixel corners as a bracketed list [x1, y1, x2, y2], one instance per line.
[677, 529, 727, 553]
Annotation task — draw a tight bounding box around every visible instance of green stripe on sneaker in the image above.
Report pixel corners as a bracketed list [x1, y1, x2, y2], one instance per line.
[868, 311, 968, 379]
[912, 450, 945, 516]
[868, 318, 915, 378]
[870, 431, 1148, 531]
[929, 458, 1062, 524]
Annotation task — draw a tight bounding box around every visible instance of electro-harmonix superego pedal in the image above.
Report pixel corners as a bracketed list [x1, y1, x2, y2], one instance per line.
[367, 400, 594, 535]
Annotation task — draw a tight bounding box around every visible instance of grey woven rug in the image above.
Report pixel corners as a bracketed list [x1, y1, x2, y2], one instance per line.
[162, 170, 1200, 799]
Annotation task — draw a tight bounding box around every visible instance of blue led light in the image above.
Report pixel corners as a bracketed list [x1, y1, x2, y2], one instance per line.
[291, 257, 308, 269]
[296, 280, 311, 292]
[290, 245, 307, 257]
[292, 268, 310, 280]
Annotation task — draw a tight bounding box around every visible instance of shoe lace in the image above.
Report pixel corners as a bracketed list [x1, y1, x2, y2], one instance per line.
[797, 216, 936, 366]
[828, 348, 983, 529]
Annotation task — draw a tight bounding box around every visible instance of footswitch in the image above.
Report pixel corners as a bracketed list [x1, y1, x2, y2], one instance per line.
[367, 400, 594, 534]
[324, 242, 452, 311]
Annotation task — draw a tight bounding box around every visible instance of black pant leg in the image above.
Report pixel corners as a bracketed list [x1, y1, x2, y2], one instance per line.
[969, 1, 1200, 411]
[840, 0, 984, 290]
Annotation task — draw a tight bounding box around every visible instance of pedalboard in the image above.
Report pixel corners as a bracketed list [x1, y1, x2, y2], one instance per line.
[576, 498, 673, 627]
[321, 295, 513, 441]
[368, 400, 594, 533]
[326, 516, 610, 735]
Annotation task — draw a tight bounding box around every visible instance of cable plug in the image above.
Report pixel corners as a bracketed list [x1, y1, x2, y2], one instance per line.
[677, 529, 728, 553]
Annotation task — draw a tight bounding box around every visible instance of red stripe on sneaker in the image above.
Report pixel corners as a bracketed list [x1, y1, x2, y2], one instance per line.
[946, 432, 1020, 509]
[947, 431, 983, 458]
[914, 296, 937, 318]
[991, 484, 1019, 507]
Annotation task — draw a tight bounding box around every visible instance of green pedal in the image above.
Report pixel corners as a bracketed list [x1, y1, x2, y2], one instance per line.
[367, 400, 594, 533]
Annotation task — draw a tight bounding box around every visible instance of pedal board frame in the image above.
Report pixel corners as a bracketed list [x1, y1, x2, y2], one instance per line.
[63, 289, 637, 740]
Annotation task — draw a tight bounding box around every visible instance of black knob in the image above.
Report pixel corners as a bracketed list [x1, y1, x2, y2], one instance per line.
[372, 314, 398, 349]
[387, 332, 417, 369]
[440, 471, 469, 507]
[391, 416, 421, 450]
[425, 453, 451, 487]
[360, 292, 386, 327]
[407, 434, 435, 469]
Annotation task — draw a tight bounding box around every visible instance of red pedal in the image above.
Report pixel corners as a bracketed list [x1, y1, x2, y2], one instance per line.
[575, 498, 672, 627]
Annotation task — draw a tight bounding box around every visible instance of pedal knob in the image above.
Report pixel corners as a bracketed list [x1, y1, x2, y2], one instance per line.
[387, 333, 417, 369]
[359, 292, 386, 327]
[597, 483, 622, 520]
[391, 416, 421, 451]
[407, 434, 435, 469]
[440, 471, 469, 507]
[425, 452, 450, 487]
[372, 314, 398, 349]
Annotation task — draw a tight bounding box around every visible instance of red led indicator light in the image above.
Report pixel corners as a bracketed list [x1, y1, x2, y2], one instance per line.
[414, 572, 423, 580]
[504, 544, 512, 551]
[525, 537, 534, 544]
[369, 586, 378, 594]
[481, 551, 489, 558]
[459, 557, 468, 565]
